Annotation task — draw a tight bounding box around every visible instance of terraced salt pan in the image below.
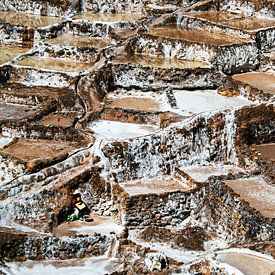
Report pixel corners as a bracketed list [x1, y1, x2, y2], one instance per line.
[173, 90, 252, 113]
[0, 46, 30, 66]
[0, 11, 63, 28]
[217, 250, 275, 275]
[14, 56, 92, 73]
[45, 34, 113, 49]
[73, 13, 143, 23]
[88, 120, 159, 140]
[181, 164, 246, 182]
[224, 17, 275, 31]
[4, 257, 123, 275]
[107, 90, 174, 114]
[254, 143, 275, 161]
[112, 54, 210, 69]
[120, 178, 191, 196]
[147, 26, 250, 46]
[233, 72, 275, 95]
[0, 137, 12, 148]
[187, 11, 244, 23]
[0, 103, 40, 120]
[224, 176, 275, 218]
[1, 139, 80, 162]
[54, 215, 123, 236]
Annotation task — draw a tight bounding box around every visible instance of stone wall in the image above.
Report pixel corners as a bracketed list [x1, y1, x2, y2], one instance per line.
[84, 0, 200, 13]
[103, 110, 237, 182]
[85, 0, 143, 13]
[133, 34, 259, 74]
[10, 66, 80, 90]
[0, 0, 82, 16]
[113, 184, 206, 229]
[112, 63, 219, 89]
[205, 178, 274, 242]
[70, 20, 140, 38]
[0, 21, 67, 46]
[235, 104, 275, 146]
[0, 229, 108, 261]
[216, 0, 275, 17]
[113, 176, 273, 242]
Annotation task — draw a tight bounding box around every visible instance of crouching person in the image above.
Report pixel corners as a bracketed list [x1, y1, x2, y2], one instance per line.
[67, 191, 93, 222]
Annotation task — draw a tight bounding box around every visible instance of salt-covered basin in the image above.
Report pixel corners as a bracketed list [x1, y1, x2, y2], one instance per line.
[173, 90, 252, 113]
[88, 120, 159, 140]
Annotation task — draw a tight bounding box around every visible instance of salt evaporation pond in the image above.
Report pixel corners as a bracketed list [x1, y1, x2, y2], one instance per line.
[3, 256, 122, 275]
[88, 120, 159, 140]
[173, 90, 252, 113]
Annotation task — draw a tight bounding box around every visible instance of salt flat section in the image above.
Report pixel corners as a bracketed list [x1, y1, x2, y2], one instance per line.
[73, 12, 143, 22]
[0, 103, 39, 121]
[173, 90, 252, 113]
[181, 165, 246, 182]
[147, 26, 250, 46]
[254, 143, 275, 162]
[3, 256, 122, 275]
[218, 251, 275, 275]
[233, 72, 275, 95]
[54, 215, 123, 237]
[0, 11, 62, 28]
[120, 179, 191, 196]
[224, 176, 275, 218]
[88, 120, 159, 140]
[14, 56, 92, 73]
[0, 46, 30, 65]
[0, 137, 12, 148]
[110, 97, 160, 112]
[45, 34, 113, 49]
[112, 54, 210, 69]
[1, 139, 79, 162]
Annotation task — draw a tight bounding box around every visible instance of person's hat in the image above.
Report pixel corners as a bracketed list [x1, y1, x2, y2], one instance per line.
[73, 190, 81, 196]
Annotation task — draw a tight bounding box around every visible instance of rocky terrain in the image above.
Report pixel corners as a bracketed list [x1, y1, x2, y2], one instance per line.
[0, 0, 274, 274]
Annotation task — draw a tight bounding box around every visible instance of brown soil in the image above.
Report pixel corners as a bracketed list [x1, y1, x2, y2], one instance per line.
[254, 144, 275, 162]
[120, 179, 191, 196]
[15, 56, 93, 73]
[1, 139, 80, 162]
[233, 72, 275, 95]
[73, 12, 143, 22]
[0, 46, 30, 65]
[189, 11, 244, 23]
[110, 97, 160, 112]
[36, 113, 75, 127]
[112, 54, 209, 69]
[225, 17, 275, 31]
[147, 26, 250, 46]
[0, 103, 40, 121]
[0, 11, 62, 28]
[46, 34, 113, 49]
